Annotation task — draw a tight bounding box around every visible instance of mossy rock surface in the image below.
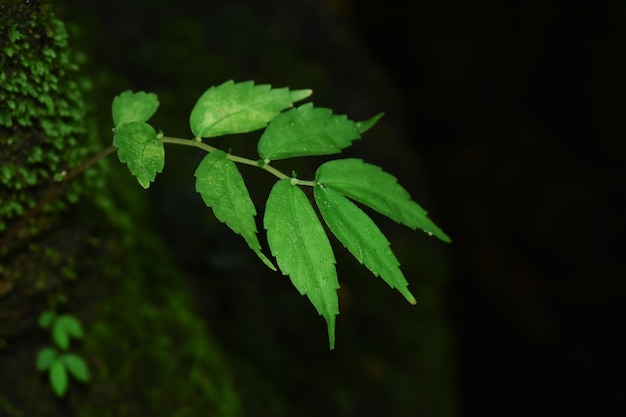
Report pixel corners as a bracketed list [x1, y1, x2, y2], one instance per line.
[0, 0, 97, 233]
[1, 2, 241, 415]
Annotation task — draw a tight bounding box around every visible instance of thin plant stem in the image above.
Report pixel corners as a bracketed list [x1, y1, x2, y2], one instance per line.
[160, 135, 315, 184]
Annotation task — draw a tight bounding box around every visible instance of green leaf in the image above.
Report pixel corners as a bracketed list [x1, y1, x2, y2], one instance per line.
[189, 80, 312, 138]
[257, 103, 361, 161]
[38, 310, 55, 329]
[264, 179, 339, 349]
[52, 315, 84, 350]
[61, 353, 90, 383]
[49, 360, 68, 397]
[36, 347, 57, 371]
[316, 159, 451, 242]
[355, 112, 384, 134]
[112, 90, 159, 127]
[314, 185, 416, 304]
[113, 121, 165, 189]
[194, 150, 275, 270]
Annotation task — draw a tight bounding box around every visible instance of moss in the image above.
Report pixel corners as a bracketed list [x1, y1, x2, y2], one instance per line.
[70, 222, 241, 417]
[1, 3, 241, 415]
[0, 187, 241, 415]
[0, 0, 97, 233]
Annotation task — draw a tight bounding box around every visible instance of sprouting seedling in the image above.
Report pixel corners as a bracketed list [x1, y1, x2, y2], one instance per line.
[36, 311, 90, 397]
[111, 80, 451, 349]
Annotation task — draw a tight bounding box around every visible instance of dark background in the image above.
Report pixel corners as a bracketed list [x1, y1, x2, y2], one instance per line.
[59, 0, 626, 415]
[352, 2, 626, 416]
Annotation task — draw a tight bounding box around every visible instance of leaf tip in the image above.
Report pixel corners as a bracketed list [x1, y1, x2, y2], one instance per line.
[290, 88, 313, 103]
[257, 251, 277, 271]
[427, 228, 452, 243]
[356, 112, 385, 134]
[326, 314, 336, 350]
[138, 178, 152, 189]
[401, 288, 417, 305]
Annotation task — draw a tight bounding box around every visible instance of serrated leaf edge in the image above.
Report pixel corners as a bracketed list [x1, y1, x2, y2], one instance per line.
[112, 90, 160, 127]
[314, 184, 416, 304]
[190, 80, 312, 138]
[316, 158, 451, 242]
[194, 151, 276, 271]
[264, 179, 339, 349]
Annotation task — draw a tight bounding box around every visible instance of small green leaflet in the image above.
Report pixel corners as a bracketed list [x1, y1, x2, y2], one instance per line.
[50, 360, 68, 397]
[36, 347, 57, 371]
[38, 310, 55, 329]
[264, 179, 339, 349]
[113, 121, 165, 189]
[314, 185, 416, 304]
[356, 112, 384, 135]
[189, 80, 312, 138]
[61, 353, 91, 383]
[258, 103, 361, 161]
[194, 150, 275, 271]
[316, 159, 451, 242]
[37, 349, 90, 397]
[112, 90, 159, 126]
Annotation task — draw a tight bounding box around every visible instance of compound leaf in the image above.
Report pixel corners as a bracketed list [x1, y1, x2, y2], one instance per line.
[264, 179, 339, 349]
[113, 121, 164, 189]
[61, 353, 90, 383]
[316, 159, 451, 242]
[190, 80, 312, 138]
[195, 150, 275, 270]
[49, 360, 68, 397]
[112, 90, 159, 127]
[257, 103, 361, 161]
[314, 185, 416, 304]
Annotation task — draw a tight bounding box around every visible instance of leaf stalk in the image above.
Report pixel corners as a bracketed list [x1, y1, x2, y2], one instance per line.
[160, 135, 316, 185]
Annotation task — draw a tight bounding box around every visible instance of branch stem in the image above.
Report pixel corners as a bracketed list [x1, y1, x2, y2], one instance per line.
[160, 135, 315, 184]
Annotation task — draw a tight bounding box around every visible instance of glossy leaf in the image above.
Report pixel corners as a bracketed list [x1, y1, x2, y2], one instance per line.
[52, 314, 84, 350]
[50, 360, 68, 397]
[112, 90, 159, 127]
[113, 121, 164, 189]
[316, 159, 451, 242]
[36, 347, 57, 371]
[195, 150, 275, 270]
[61, 353, 90, 383]
[257, 103, 361, 161]
[264, 179, 339, 349]
[314, 185, 416, 304]
[190, 80, 312, 138]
